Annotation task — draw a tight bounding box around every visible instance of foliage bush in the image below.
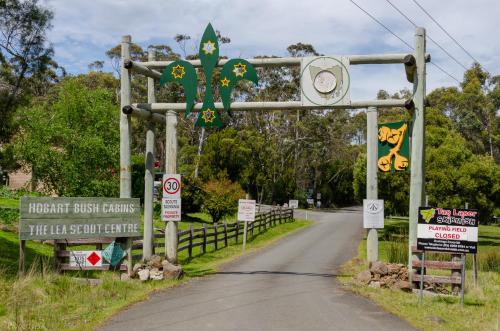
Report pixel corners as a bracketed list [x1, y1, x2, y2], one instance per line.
[353, 108, 500, 223]
[0, 208, 18, 230]
[131, 154, 145, 204]
[202, 177, 245, 223]
[13, 78, 120, 197]
[181, 175, 203, 213]
[353, 153, 410, 216]
[0, 187, 40, 199]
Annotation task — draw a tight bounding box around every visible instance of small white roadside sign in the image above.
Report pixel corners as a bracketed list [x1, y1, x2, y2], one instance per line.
[238, 199, 256, 251]
[238, 199, 256, 222]
[69, 251, 102, 268]
[289, 199, 299, 209]
[162, 174, 181, 221]
[363, 199, 384, 228]
[162, 198, 181, 221]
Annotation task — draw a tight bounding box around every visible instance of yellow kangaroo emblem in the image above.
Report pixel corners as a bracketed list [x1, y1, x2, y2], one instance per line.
[378, 123, 408, 172]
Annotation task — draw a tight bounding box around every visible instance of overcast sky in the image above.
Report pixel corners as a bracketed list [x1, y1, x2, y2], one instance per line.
[41, 0, 499, 100]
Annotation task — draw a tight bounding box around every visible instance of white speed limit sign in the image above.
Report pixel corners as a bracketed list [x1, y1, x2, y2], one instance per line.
[163, 174, 181, 199]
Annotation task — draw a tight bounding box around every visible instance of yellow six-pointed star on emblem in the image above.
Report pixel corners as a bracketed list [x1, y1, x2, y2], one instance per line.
[220, 77, 230, 87]
[202, 40, 217, 55]
[232, 63, 247, 77]
[201, 108, 216, 123]
[172, 64, 186, 79]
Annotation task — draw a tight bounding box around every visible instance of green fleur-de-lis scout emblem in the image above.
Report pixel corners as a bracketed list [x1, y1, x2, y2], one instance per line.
[160, 23, 259, 127]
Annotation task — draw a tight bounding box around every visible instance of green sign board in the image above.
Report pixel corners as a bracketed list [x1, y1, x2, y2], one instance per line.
[378, 121, 410, 172]
[19, 197, 141, 240]
[160, 23, 258, 127]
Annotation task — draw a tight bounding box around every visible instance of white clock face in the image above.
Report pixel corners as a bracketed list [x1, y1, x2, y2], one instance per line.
[313, 70, 337, 94]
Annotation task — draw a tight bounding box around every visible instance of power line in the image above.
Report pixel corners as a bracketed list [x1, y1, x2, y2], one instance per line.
[348, 0, 414, 50]
[384, 0, 468, 71]
[411, 0, 480, 64]
[429, 62, 460, 83]
[348, 0, 461, 84]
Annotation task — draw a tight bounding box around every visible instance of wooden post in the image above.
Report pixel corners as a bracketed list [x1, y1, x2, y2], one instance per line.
[165, 110, 178, 263]
[419, 250, 425, 304]
[451, 253, 462, 294]
[120, 35, 133, 275]
[223, 221, 228, 247]
[235, 221, 239, 244]
[18, 240, 25, 276]
[143, 47, 156, 261]
[202, 224, 207, 253]
[473, 254, 478, 286]
[460, 254, 466, 306]
[214, 223, 218, 250]
[408, 27, 426, 280]
[188, 225, 193, 258]
[242, 221, 248, 251]
[367, 106, 378, 263]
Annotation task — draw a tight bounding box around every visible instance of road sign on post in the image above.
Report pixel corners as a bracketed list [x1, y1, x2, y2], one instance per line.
[363, 199, 384, 229]
[289, 200, 299, 209]
[238, 199, 256, 251]
[417, 207, 478, 253]
[162, 174, 181, 221]
[69, 251, 103, 268]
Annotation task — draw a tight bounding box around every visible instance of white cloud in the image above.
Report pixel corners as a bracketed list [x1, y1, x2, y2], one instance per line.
[42, 0, 500, 99]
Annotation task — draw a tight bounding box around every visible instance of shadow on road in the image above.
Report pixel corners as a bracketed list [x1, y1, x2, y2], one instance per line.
[215, 270, 339, 278]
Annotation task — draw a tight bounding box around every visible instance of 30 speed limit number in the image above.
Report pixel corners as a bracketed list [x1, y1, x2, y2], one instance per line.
[162, 174, 181, 221]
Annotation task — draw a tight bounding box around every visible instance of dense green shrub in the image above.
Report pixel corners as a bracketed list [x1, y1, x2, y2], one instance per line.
[202, 177, 245, 223]
[181, 175, 203, 213]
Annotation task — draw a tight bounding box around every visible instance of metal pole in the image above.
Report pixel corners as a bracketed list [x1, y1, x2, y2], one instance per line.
[367, 106, 378, 263]
[408, 27, 426, 280]
[419, 250, 425, 304]
[194, 127, 205, 178]
[143, 48, 156, 261]
[165, 110, 178, 263]
[120, 35, 133, 275]
[465, 202, 478, 286]
[243, 221, 248, 251]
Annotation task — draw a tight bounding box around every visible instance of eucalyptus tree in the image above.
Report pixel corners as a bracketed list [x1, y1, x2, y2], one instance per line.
[0, 0, 56, 143]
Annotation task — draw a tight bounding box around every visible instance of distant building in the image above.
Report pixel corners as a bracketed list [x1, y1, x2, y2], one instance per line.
[7, 168, 32, 190]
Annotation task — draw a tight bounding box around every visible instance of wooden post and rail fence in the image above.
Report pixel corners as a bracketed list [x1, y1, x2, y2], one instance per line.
[52, 207, 294, 270]
[132, 207, 294, 260]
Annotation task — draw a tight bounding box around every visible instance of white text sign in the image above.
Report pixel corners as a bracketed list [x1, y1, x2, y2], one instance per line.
[363, 199, 384, 228]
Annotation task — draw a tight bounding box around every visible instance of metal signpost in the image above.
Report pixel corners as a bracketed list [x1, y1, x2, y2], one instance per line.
[120, 24, 427, 270]
[238, 199, 256, 251]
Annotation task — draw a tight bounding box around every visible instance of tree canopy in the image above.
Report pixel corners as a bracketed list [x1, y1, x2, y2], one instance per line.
[0, 12, 496, 223]
[14, 77, 120, 196]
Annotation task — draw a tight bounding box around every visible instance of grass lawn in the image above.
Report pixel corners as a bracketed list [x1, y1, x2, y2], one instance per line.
[0, 204, 312, 331]
[339, 219, 500, 331]
[0, 199, 18, 209]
